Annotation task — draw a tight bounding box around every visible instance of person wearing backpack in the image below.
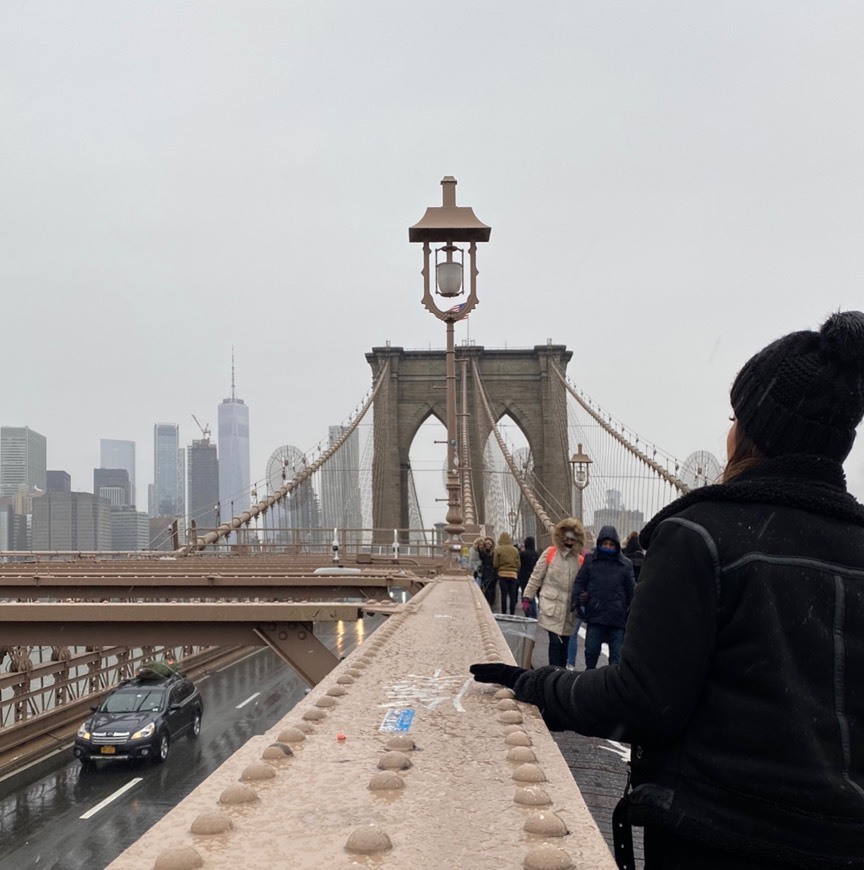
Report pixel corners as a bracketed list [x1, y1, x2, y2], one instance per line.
[520, 518, 584, 667]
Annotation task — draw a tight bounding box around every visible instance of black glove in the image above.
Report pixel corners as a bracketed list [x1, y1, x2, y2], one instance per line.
[469, 662, 526, 689]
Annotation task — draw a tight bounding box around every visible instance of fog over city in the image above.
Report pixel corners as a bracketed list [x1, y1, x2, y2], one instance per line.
[2, 3, 863, 525]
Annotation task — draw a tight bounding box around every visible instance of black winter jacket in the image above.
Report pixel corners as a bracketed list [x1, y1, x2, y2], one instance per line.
[571, 525, 635, 628]
[514, 456, 864, 868]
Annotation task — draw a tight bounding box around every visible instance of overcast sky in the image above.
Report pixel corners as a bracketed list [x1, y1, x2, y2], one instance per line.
[2, 2, 862, 523]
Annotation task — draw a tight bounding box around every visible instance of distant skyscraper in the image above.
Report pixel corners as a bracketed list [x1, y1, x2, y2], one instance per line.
[31, 492, 112, 551]
[110, 507, 150, 550]
[100, 439, 136, 506]
[0, 504, 28, 550]
[320, 425, 361, 532]
[46, 470, 72, 493]
[187, 439, 219, 532]
[218, 353, 251, 524]
[153, 424, 184, 518]
[94, 468, 132, 507]
[0, 426, 47, 498]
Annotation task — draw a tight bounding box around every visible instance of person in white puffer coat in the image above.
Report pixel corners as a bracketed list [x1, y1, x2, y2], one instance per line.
[520, 517, 585, 667]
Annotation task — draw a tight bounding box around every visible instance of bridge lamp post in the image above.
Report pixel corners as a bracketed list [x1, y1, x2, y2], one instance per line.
[570, 443, 592, 525]
[409, 176, 491, 564]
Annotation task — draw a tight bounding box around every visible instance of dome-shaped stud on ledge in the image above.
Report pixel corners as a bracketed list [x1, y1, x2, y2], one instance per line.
[240, 762, 276, 781]
[368, 771, 405, 791]
[377, 751, 412, 770]
[507, 746, 537, 763]
[153, 845, 204, 870]
[302, 708, 327, 721]
[190, 811, 233, 835]
[513, 786, 552, 806]
[523, 811, 568, 837]
[261, 742, 294, 760]
[218, 784, 258, 805]
[345, 826, 393, 855]
[522, 844, 574, 869]
[277, 727, 307, 743]
[505, 731, 533, 746]
[512, 763, 546, 783]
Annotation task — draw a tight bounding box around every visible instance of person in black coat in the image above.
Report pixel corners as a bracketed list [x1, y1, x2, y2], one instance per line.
[571, 525, 635, 668]
[472, 311, 864, 870]
[622, 531, 645, 582]
[517, 535, 539, 617]
[476, 536, 496, 608]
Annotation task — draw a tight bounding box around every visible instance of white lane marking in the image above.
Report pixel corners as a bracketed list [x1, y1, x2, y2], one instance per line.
[80, 777, 143, 819]
[236, 692, 261, 709]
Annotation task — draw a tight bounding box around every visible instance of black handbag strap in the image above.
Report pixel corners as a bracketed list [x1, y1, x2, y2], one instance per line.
[612, 769, 636, 870]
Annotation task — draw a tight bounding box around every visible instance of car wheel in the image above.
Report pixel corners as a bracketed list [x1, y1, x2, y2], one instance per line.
[153, 732, 170, 764]
[188, 709, 202, 740]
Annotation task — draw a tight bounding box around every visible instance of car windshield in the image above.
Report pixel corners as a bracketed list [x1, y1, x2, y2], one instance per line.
[101, 688, 165, 714]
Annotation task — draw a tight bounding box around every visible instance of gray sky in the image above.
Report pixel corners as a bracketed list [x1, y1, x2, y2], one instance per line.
[2, 2, 863, 521]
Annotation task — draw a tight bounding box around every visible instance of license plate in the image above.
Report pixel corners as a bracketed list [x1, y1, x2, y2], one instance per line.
[100, 746, 116, 755]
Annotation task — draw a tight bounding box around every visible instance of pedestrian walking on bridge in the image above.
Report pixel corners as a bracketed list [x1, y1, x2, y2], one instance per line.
[493, 531, 520, 615]
[472, 310, 864, 870]
[520, 518, 584, 667]
[572, 525, 635, 669]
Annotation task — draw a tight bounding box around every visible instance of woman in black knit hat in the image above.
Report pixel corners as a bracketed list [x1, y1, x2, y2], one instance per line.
[472, 311, 864, 870]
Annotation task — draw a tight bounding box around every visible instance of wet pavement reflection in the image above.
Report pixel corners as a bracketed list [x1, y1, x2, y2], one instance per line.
[0, 616, 380, 870]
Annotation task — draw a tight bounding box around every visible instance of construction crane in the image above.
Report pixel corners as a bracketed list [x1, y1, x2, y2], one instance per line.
[191, 414, 211, 443]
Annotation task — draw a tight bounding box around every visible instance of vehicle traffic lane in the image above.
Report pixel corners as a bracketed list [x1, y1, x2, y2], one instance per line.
[0, 617, 376, 869]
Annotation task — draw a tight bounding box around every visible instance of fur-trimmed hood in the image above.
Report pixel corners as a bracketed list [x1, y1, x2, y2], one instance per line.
[551, 517, 585, 550]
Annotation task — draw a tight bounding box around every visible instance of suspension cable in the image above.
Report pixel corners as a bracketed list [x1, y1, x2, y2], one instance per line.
[471, 359, 554, 535]
[550, 361, 690, 495]
[177, 359, 391, 554]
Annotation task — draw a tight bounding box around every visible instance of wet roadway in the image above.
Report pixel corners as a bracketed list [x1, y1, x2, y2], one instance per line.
[0, 617, 379, 870]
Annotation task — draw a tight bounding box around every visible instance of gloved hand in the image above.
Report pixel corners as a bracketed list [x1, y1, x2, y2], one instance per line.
[521, 598, 531, 616]
[469, 662, 527, 689]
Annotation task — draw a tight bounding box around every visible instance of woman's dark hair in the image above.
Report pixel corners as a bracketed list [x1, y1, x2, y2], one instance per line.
[722, 423, 765, 483]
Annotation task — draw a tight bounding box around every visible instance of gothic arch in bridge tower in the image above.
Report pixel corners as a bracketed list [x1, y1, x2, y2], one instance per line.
[366, 344, 573, 547]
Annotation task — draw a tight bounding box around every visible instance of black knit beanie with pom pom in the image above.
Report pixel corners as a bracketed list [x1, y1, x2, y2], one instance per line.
[730, 310, 864, 462]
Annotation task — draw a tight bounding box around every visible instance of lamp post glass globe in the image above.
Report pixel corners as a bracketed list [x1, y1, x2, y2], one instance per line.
[436, 245, 464, 297]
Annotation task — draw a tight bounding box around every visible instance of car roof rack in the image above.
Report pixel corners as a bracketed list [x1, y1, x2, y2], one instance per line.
[135, 661, 185, 682]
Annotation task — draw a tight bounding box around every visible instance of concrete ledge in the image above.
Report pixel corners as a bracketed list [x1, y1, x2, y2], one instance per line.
[108, 577, 615, 869]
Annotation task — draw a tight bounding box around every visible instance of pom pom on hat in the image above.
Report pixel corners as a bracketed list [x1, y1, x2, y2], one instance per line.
[730, 311, 864, 462]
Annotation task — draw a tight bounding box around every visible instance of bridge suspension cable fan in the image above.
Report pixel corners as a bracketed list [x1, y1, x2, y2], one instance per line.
[471, 359, 555, 536]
